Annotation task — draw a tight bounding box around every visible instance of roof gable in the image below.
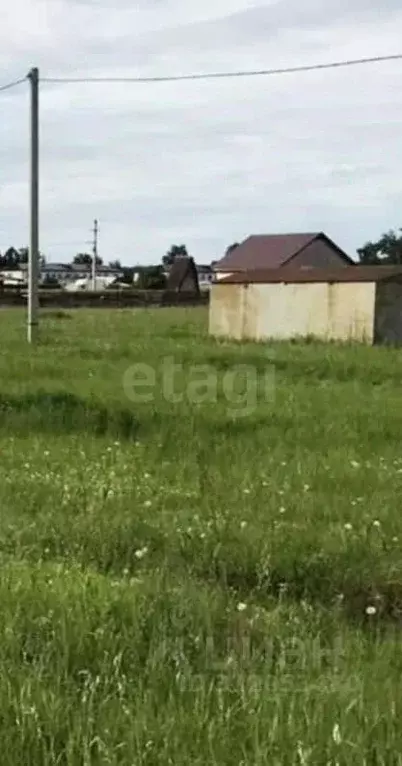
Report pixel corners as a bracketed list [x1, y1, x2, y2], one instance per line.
[215, 232, 353, 271]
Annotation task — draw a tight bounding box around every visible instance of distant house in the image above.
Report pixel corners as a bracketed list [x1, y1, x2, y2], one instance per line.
[166, 256, 200, 295]
[196, 264, 214, 290]
[0, 265, 26, 286]
[69, 264, 124, 281]
[39, 263, 124, 287]
[0, 260, 124, 289]
[214, 232, 354, 280]
[40, 263, 72, 284]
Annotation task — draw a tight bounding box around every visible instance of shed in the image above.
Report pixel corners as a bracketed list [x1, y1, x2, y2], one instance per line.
[209, 265, 402, 345]
[214, 232, 354, 280]
[166, 256, 200, 295]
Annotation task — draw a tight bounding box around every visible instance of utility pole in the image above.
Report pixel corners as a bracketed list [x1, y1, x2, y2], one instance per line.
[28, 67, 39, 342]
[92, 219, 98, 291]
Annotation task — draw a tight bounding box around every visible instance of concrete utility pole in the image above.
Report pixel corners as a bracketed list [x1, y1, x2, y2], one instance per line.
[92, 219, 98, 291]
[27, 67, 39, 342]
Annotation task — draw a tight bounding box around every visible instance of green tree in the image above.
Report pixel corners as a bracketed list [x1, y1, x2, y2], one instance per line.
[162, 244, 189, 269]
[0, 247, 45, 269]
[138, 265, 167, 289]
[119, 267, 135, 285]
[1, 248, 19, 269]
[108, 260, 122, 270]
[357, 229, 402, 265]
[73, 253, 103, 266]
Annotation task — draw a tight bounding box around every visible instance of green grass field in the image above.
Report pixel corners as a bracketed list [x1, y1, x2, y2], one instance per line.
[2, 306, 402, 764]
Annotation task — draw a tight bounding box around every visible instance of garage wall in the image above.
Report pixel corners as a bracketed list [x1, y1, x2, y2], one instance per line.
[209, 281, 375, 342]
[374, 281, 402, 344]
[209, 283, 244, 340]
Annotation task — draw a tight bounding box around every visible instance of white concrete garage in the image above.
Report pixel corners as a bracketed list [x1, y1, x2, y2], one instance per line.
[209, 266, 402, 345]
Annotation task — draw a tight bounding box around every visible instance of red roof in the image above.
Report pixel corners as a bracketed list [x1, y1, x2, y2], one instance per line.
[215, 232, 353, 271]
[218, 265, 402, 284]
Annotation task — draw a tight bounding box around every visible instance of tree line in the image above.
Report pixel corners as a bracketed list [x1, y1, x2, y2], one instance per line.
[0, 248, 123, 270]
[2, 228, 402, 278]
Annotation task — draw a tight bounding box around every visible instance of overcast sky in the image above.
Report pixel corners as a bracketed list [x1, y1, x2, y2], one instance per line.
[0, 1, 401, 266]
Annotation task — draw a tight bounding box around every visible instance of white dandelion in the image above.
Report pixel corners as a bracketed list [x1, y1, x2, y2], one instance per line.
[332, 723, 342, 745]
[134, 547, 148, 560]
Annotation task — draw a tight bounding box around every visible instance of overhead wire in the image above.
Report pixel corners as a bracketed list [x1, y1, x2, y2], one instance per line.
[41, 53, 402, 84]
[2, 54, 402, 94]
[0, 76, 26, 93]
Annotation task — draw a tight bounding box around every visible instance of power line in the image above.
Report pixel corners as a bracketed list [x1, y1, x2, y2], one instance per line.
[1, 54, 401, 93]
[41, 53, 402, 85]
[0, 76, 26, 93]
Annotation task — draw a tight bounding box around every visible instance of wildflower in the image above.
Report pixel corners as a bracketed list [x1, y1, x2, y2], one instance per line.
[303, 484, 310, 491]
[134, 547, 148, 560]
[372, 520, 381, 528]
[144, 500, 152, 508]
[365, 605, 377, 616]
[393, 536, 398, 543]
[344, 523, 353, 531]
[297, 742, 307, 766]
[332, 723, 342, 745]
[237, 602, 247, 612]
[243, 488, 250, 495]
[144, 472, 151, 479]
[44, 450, 50, 457]
[123, 568, 129, 576]
[200, 532, 206, 540]
[240, 521, 247, 529]
[350, 460, 360, 468]
[279, 507, 286, 514]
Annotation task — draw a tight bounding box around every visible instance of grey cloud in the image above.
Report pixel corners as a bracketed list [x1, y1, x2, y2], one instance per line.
[1, 0, 402, 263]
[110, 0, 402, 63]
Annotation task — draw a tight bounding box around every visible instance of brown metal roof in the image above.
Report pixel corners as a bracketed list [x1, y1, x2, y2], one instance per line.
[214, 232, 353, 271]
[218, 265, 402, 284]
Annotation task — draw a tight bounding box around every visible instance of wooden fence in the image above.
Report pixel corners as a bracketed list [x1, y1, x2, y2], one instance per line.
[0, 289, 209, 309]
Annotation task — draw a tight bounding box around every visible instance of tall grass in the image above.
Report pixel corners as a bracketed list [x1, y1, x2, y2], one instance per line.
[0, 307, 402, 763]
